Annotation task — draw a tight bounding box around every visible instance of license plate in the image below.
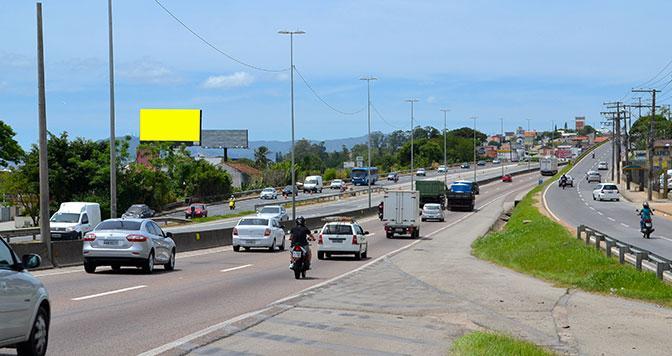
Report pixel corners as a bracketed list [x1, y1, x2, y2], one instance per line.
[52, 233, 61, 237]
[396, 228, 405, 233]
[330, 238, 344, 243]
[292, 251, 302, 258]
[103, 240, 119, 246]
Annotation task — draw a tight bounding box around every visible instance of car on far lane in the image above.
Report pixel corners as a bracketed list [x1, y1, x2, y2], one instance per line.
[330, 179, 345, 189]
[260, 187, 278, 200]
[185, 203, 208, 219]
[421, 203, 444, 222]
[437, 165, 447, 173]
[0, 238, 50, 356]
[501, 174, 512, 182]
[461, 162, 470, 169]
[597, 161, 609, 170]
[82, 218, 176, 274]
[492, 159, 501, 164]
[586, 171, 601, 183]
[257, 205, 289, 222]
[416, 168, 426, 176]
[477, 160, 486, 166]
[282, 185, 299, 196]
[387, 172, 399, 181]
[232, 217, 285, 252]
[122, 204, 155, 219]
[592, 183, 620, 201]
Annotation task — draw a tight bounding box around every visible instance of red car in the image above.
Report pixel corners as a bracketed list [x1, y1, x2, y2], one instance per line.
[501, 174, 513, 182]
[185, 203, 208, 219]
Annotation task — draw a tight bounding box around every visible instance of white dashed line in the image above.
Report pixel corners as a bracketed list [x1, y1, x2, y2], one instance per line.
[620, 223, 629, 228]
[220, 264, 253, 273]
[597, 212, 604, 216]
[589, 207, 595, 210]
[72, 285, 147, 301]
[607, 217, 615, 221]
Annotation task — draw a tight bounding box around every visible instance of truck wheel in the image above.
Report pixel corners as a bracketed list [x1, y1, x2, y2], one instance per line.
[233, 245, 240, 252]
[84, 261, 96, 274]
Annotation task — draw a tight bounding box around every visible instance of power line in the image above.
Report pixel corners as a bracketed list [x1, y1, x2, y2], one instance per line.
[153, 0, 288, 73]
[635, 58, 672, 88]
[371, 103, 403, 129]
[293, 66, 366, 115]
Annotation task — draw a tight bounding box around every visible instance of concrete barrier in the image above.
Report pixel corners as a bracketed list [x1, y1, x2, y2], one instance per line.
[52, 240, 84, 266]
[171, 228, 233, 253]
[9, 242, 52, 267]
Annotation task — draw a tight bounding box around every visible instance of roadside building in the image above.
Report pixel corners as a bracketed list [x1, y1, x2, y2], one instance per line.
[523, 131, 536, 146]
[575, 116, 585, 131]
[198, 157, 262, 189]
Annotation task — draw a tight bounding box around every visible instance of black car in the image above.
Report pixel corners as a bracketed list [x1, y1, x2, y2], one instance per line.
[477, 160, 486, 166]
[122, 204, 155, 219]
[282, 185, 299, 196]
[460, 162, 470, 169]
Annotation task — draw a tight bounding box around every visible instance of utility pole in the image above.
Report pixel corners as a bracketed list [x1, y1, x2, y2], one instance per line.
[440, 109, 450, 187]
[604, 101, 623, 184]
[471, 117, 477, 182]
[279, 30, 305, 221]
[360, 76, 377, 208]
[405, 99, 419, 190]
[108, 0, 117, 218]
[632, 88, 661, 201]
[36, 2, 52, 264]
[500, 118, 504, 177]
[526, 118, 532, 170]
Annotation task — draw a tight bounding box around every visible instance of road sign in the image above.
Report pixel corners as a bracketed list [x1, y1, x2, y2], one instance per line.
[477, 147, 486, 155]
[343, 161, 355, 168]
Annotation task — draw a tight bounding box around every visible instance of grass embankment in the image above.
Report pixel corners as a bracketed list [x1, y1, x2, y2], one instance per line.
[191, 210, 255, 223]
[450, 332, 555, 356]
[472, 159, 672, 306]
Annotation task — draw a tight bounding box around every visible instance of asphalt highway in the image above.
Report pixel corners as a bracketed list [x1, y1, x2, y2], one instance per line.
[1, 171, 540, 356]
[544, 143, 672, 260]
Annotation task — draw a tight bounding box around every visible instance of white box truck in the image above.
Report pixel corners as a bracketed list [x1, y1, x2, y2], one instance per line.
[382, 190, 420, 239]
[50, 202, 101, 240]
[303, 175, 324, 193]
[540, 157, 558, 176]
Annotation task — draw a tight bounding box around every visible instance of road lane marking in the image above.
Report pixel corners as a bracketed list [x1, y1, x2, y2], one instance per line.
[621, 223, 629, 228]
[597, 211, 603, 216]
[72, 285, 147, 301]
[220, 264, 253, 273]
[589, 207, 595, 210]
[607, 217, 615, 221]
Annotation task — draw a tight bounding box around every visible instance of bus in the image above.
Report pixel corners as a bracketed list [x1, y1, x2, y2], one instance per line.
[351, 167, 378, 186]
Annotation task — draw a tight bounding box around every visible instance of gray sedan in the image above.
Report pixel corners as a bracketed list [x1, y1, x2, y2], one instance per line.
[82, 219, 176, 274]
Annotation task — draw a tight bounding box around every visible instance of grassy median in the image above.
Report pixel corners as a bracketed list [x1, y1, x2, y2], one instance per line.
[450, 331, 555, 356]
[472, 165, 672, 306]
[190, 210, 255, 223]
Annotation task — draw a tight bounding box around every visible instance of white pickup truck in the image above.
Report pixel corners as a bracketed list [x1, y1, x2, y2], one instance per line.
[382, 190, 420, 239]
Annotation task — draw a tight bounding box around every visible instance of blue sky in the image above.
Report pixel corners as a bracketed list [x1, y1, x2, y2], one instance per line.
[2, 0, 672, 148]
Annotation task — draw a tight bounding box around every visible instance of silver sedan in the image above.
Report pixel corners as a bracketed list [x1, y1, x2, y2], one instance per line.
[82, 219, 176, 274]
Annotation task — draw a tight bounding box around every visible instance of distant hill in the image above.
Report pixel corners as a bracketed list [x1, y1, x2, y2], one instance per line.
[115, 135, 368, 161]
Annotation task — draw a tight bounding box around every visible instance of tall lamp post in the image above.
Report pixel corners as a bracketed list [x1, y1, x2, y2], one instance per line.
[406, 99, 419, 190]
[108, 0, 117, 218]
[361, 76, 377, 208]
[500, 118, 505, 177]
[471, 116, 477, 181]
[278, 30, 305, 221]
[440, 109, 450, 187]
[526, 118, 531, 170]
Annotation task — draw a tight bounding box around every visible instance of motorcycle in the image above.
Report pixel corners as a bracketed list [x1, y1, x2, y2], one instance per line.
[636, 209, 655, 239]
[560, 180, 567, 190]
[229, 200, 236, 210]
[289, 244, 309, 279]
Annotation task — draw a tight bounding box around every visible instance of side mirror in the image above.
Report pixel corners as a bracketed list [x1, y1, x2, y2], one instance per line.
[22, 254, 41, 270]
[364, 231, 369, 235]
[165, 232, 173, 238]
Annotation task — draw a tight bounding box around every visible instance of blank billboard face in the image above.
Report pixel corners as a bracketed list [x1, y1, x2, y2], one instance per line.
[139, 109, 202, 143]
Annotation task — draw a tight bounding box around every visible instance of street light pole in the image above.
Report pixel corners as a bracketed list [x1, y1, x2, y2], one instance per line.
[278, 30, 305, 222]
[440, 109, 450, 187]
[526, 118, 531, 170]
[500, 118, 504, 177]
[361, 76, 377, 208]
[108, 0, 117, 218]
[406, 99, 419, 190]
[471, 117, 477, 181]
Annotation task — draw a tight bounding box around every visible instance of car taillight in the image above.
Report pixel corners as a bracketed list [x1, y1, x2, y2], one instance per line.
[352, 235, 358, 244]
[294, 245, 302, 251]
[318, 234, 323, 244]
[83, 233, 96, 242]
[264, 228, 271, 237]
[233, 228, 238, 236]
[126, 234, 147, 242]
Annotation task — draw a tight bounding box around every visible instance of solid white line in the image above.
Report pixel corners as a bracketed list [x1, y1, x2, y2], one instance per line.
[597, 211, 603, 215]
[607, 217, 615, 221]
[220, 264, 253, 273]
[589, 207, 596, 211]
[621, 223, 629, 228]
[71, 285, 147, 301]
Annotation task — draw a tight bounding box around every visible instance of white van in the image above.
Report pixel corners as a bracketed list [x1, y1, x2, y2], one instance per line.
[50, 202, 101, 240]
[303, 175, 323, 193]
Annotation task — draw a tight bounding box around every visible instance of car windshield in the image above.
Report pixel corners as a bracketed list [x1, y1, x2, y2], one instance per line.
[239, 218, 268, 226]
[322, 224, 353, 235]
[263, 188, 274, 193]
[50, 212, 80, 223]
[189, 205, 204, 209]
[96, 220, 142, 231]
[306, 179, 318, 184]
[260, 207, 280, 214]
[424, 205, 440, 211]
[332, 179, 342, 183]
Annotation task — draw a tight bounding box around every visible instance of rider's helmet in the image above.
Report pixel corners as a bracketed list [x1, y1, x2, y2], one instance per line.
[643, 202, 650, 209]
[295, 216, 306, 226]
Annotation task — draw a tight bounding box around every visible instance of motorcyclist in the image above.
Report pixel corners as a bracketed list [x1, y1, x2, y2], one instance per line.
[377, 201, 384, 220]
[639, 202, 654, 232]
[560, 174, 568, 189]
[592, 152, 595, 159]
[229, 195, 236, 210]
[289, 216, 315, 269]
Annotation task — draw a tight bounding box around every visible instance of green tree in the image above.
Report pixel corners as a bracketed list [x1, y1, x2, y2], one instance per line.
[254, 146, 271, 168]
[629, 115, 672, 150]
[0, 120, 24, 166]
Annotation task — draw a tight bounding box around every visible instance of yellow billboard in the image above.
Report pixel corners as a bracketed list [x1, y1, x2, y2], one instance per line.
[139, 109, 202, 143]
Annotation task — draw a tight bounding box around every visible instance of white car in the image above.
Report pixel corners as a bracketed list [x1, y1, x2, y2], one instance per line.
[257, 205, 289, 222]
[592, 183, 620, 201]
[597, 161, 608, 170]
[416, 168, 426, 176]
[0, 238, 50, 356]
[437, 165, 447, 173]
[330, 179, 345, 189]
[492, 159, 501, 164]
[259, 187, 278, 200]
[586, 170, 601, 183]
[421, 203, 445, 222]
[317, 220, 369, 260]
[233, 217, 286, 252]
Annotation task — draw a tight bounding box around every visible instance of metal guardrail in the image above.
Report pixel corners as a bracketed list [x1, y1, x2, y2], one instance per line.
[152, 216, 189, 226]
[253, 186, 386, 211]
[577, 225, 671, 280]
[0, 227, 40, 243]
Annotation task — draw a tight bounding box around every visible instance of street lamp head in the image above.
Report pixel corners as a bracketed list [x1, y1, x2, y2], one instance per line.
[278, 30, 305, 35]
[360, 76, 378, 81]
[405, 99, 419, 103]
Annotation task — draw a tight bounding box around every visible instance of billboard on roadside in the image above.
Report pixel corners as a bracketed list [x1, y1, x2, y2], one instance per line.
[201, 129, 249, 149]
[139, 109, 202, 144]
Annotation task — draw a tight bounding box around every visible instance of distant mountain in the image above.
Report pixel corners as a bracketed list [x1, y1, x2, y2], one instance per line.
[115, 135, 368, 161]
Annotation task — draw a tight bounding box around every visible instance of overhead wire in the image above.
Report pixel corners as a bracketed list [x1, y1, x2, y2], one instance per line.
[293, 66, 366, 116]
[153, 0, 288, 73]
[371, 103, 403, 130]
[635, 58, 672, 88]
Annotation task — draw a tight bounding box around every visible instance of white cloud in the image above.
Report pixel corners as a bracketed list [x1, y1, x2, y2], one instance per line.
[275, 73, 290, 81]
[202, 72, 254, 89]
[118, 58, 179, 84]
[426, 95, 437, 104]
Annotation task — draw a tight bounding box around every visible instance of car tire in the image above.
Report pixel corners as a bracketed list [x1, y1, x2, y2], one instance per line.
[440, 218, 445, 222]
[111, 264, 121, 272]
[318, 251, 325, 260]
[279, 239, 285, 251]
[268, 239, 276, 252]
[386, 233, 393, 239]
[233, 245, 240, 252]
[244, 247, 251, 251]
[593, 195, 596, 200]
[16, 304, 49, 356]
[354, 251, 362, 260]
[164, 249, 175, 271]
[421, 218, 426, 222]
[84, 261, 96, 274]
[616, 198, 620, 201]
[142, 251, 154, 274]
[326, 253, 332, 258]
[362, 247, 368, 259]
